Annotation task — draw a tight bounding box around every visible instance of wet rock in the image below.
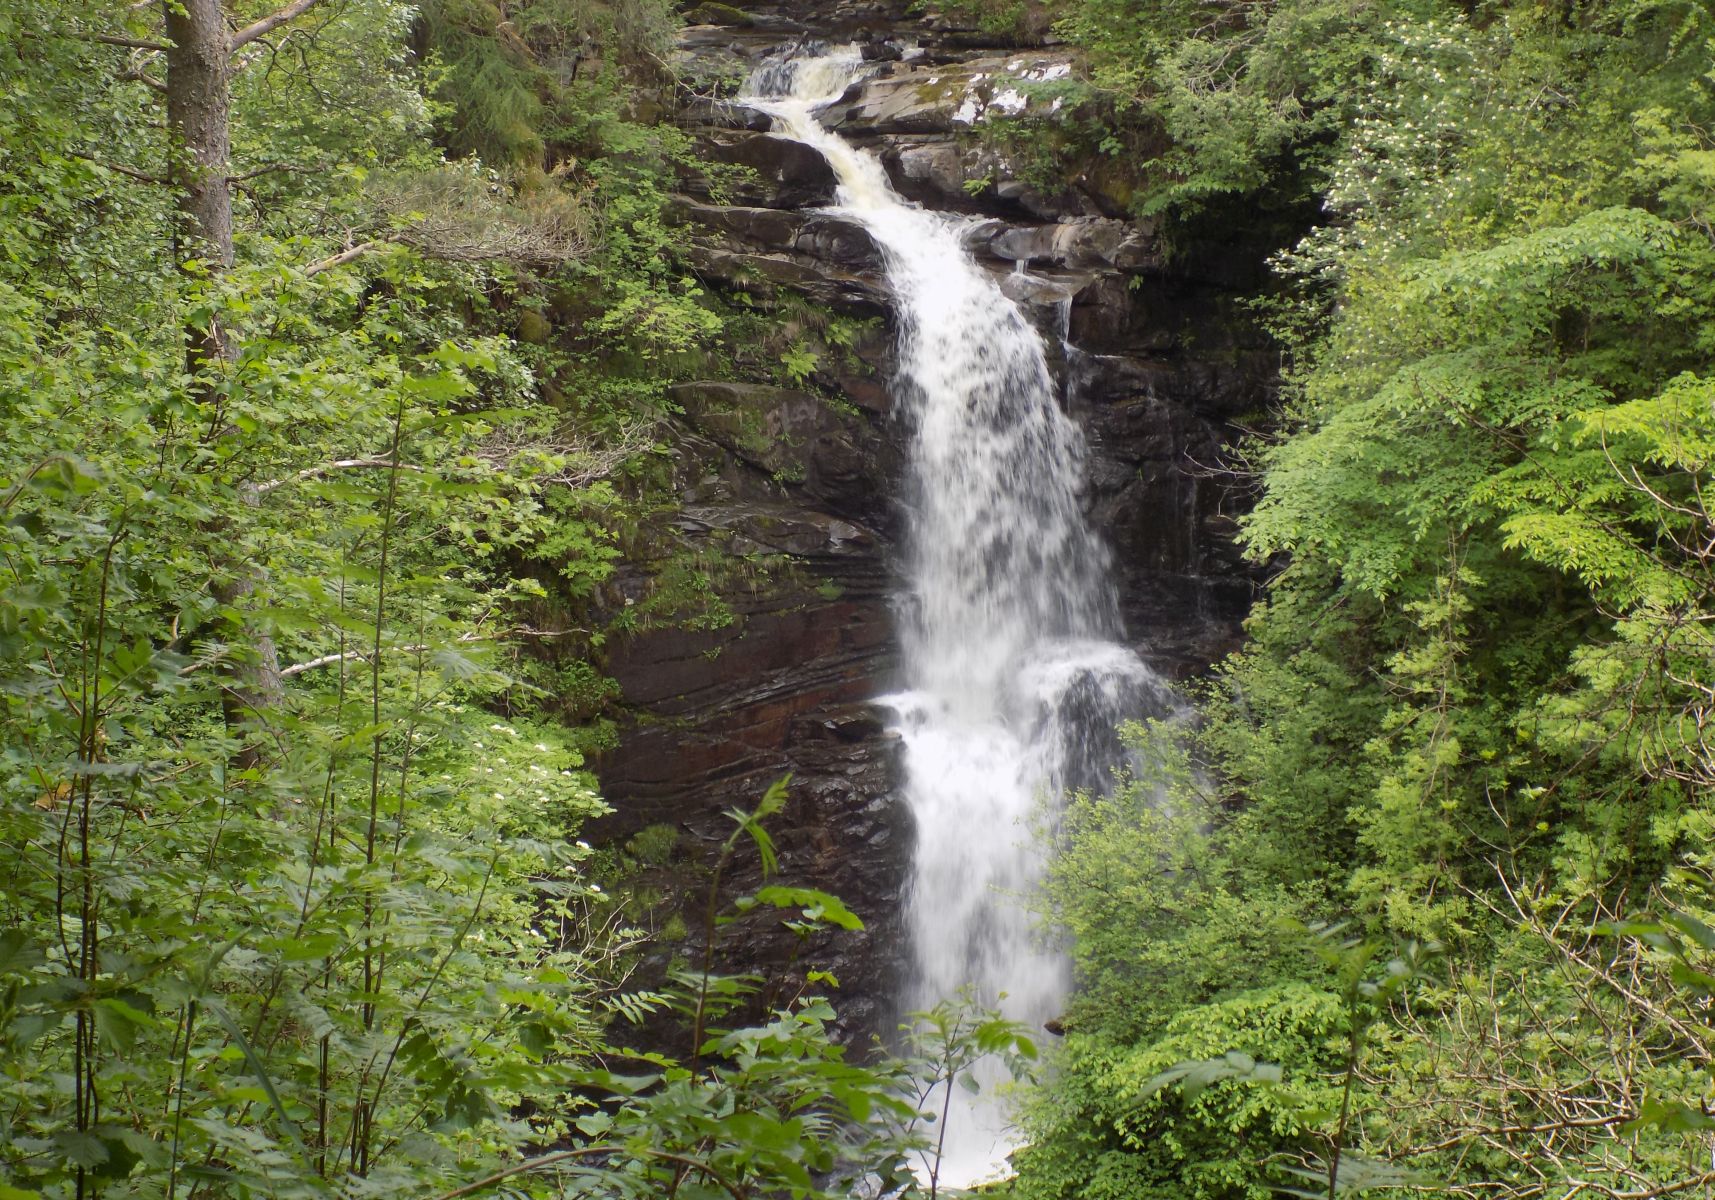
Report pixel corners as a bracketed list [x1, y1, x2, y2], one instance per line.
[687, 245, 891, 314]
[976, 216, 1164, 273]
[820, 53, 1077, 137]
[670, 194, 888, 301]
[679, 130, 840, 209]
[669, 380, 899, 528]
[887, 139, 977, 204]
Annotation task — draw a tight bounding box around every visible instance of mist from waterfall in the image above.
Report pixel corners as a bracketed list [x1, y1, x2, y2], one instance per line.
[741, 48, 1162, 1189]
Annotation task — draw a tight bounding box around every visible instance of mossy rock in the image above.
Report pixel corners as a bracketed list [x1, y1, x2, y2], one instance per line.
[683, 2, 753, 26]
[517, 309, 553, 344]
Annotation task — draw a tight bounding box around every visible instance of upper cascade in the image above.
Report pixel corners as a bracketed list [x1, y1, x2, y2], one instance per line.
[742, 41, 866, 101]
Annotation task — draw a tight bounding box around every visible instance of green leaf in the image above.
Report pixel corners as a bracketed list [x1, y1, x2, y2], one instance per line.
[0, 930, 44, 976]
[1627, 1097, 1715, 1133]
[1665, 910, 1715, 952]
[574, 1111, 613, 1137]
[209, 1005, 304, 1149]
[277, 933, 341, 962]
[52, 1131, 109, 1169]
[753, 886, 864, 931]
[756, 775, 791, 820]
[93, 995, 156, 1053]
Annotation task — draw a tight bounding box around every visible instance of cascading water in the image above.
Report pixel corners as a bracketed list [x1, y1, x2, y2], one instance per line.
[741, 48, 1164, 1188]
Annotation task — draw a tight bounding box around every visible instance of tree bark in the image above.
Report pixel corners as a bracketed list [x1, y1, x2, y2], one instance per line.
[163, 0, 233, 274]
[164, 0, 283, 765]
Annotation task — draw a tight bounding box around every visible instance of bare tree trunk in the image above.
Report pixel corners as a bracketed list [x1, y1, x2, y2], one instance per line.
[164, 0, 283, 765]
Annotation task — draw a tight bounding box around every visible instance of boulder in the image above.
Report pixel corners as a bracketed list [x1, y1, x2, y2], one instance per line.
[680, 130, 840, 208]
[820, 53, 1077, 137]
[976, 216, 1163, 272]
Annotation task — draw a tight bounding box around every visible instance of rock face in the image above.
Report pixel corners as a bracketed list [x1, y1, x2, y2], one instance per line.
[591, 0, 1274, 1037]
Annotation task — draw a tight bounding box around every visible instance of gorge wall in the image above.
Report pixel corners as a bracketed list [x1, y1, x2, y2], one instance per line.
[590, 0, 1277, 1035]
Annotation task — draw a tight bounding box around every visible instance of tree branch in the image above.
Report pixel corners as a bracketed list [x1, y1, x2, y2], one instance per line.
[119, 66, 168, 93]
[88, 32, 170, 51]
[71, 152, 171, 186]
[1561, 1172, 1715, 1200]
[230, 0, 330, 53]
[279, 649, 371, 679]
[304, 241, 384, 277]
[1401, 1112, 1636, 1158]
[255, 457, 424, 496]
[279, 636, 484, 679]
[227, 162, 315, 183]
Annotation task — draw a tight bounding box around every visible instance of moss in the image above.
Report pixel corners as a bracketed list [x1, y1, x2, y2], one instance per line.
[628, 823, 681, 866]
[683, 2, 752, 26]
[516, 309, 553, 343]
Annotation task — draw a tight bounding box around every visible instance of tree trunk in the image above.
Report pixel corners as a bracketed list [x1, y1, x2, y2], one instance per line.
[164, 0, 283, 765]
[163, 0, 233, 274]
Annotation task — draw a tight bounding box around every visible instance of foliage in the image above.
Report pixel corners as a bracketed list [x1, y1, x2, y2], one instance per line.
[1013, 983, 1346, 1200]
[894, 991, 1041, 1198]
[0, 155, 617, 1199]
[1018, 1, 1715, 1198]
[1038, 722, 1320, 1047]
[418, 0, 678, 167]
[0, 3, 929, 1199]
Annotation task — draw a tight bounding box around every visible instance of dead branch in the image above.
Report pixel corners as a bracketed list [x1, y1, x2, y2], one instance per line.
[230, 0, 329, 53]
[255, 457, 424, 496]
[303, 241, 384, 277]
[1559, 1172, 1715, 1200]
[279, 633, 487, 679]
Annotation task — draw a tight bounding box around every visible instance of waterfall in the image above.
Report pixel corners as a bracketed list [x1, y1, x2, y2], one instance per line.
[741, 48, 1162, 1188]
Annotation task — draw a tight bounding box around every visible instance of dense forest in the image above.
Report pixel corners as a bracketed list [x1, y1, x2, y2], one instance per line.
[3, 1, 1715, 1198]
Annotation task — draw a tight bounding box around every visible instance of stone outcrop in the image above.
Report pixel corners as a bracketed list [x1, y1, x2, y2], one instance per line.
[590, 0, 1275, 1036]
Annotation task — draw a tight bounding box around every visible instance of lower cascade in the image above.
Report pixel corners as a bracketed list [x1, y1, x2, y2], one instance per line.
[742, 48, 1164, 1187]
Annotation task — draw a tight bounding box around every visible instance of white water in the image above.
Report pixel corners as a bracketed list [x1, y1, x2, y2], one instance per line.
[741, 49, 1162, 1190]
